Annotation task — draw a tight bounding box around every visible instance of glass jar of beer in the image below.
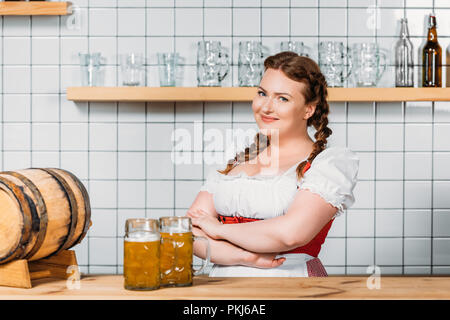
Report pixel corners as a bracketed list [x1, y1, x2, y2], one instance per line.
[159, 216, 210, 287]
[124, 218, 160, 291]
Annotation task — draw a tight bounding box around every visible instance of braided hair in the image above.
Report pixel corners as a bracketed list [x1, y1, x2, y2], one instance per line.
[219, 51, 332, 181]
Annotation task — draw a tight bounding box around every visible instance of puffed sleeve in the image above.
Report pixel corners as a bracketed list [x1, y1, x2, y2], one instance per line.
[199, 168, 222, 194]
[297, 146, 359, 217]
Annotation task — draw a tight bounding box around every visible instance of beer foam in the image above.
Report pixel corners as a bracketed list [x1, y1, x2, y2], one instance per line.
[161, 226, 189, 233]
[125, 231, 160, 242]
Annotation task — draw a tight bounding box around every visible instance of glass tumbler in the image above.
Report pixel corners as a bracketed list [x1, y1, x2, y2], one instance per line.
[120, 53, 145, 86]
[157, 53, 179, 87]
[124, 218, 160, 291]
[79, 52, 102, 86]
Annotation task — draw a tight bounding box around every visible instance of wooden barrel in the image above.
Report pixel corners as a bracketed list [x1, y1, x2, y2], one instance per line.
[0, 168, 91, 264]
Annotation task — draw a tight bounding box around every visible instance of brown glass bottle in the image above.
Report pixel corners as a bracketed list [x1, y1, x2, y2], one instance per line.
[422, 15, 442, 87]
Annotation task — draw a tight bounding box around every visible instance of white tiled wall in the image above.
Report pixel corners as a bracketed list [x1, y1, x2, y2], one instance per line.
[1, 0, 450, 276]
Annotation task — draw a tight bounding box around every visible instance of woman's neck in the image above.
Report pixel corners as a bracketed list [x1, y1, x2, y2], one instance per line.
[257, 135, 314, 173]
[268, 133, 314, 157]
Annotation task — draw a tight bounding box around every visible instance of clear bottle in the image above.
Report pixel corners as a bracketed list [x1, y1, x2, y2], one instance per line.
[422, 14, 442, 87]
[395, 18, 414, 87]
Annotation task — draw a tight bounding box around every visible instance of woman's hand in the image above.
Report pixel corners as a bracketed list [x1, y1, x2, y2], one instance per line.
[188, 209, 223, 240]
[243, 252, 286, 269]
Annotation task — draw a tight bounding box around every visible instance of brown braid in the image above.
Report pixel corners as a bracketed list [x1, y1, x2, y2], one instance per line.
[219, 51, 332, 181]
[218, 132, 269, 175]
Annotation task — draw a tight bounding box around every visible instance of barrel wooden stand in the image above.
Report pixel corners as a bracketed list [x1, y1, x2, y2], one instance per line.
[0, 250, 79, 289]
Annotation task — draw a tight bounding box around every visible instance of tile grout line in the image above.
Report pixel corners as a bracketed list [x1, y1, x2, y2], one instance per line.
[3, 148, 450, 155]
[173, 0, 177, 217]
[29, 15, 32, 168]
[202, 0, 205, 185]
[58, 12, 62, 169]
[115, 0, 119, 275]
[288, 0, 291, 42]
[87, 0, 91, 273]
[431, 102, 435, 274]
[145, 0, 149, 231]
[1, 15, 3, 172]
[430, 0, 435, 276]
[402, 101, 406, 275]
[373, 100, 377, 272]
[343, 0, 348, 275]
[345, 101, 348, 275]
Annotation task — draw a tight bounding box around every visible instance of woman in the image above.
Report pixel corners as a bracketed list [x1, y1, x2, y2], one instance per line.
[186, 51, 359, 277]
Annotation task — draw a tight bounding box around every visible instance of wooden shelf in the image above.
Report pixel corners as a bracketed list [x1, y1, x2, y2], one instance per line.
[67, 87, 257, 102]
[66, 87, 450, 102]
[0, 1, 71, 16]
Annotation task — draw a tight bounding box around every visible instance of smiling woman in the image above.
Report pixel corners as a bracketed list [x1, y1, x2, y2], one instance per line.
[186, 52, 359, 278]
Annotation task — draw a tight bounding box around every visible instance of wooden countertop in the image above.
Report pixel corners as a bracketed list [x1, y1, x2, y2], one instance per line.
[0, 275, 450, 300]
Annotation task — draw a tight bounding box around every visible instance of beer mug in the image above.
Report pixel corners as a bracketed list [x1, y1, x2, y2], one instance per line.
[318, 41, 352, 87]
[124, 218, 160, 291]
[350, 43, 387, 87]
[159, 216, 210, 287]
[197, 41, 230, 87]
[238, 41, 264, 87]
[280, 41, 312, 57]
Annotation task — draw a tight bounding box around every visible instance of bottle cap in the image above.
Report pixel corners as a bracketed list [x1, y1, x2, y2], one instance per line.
[428, 14, 437, 28]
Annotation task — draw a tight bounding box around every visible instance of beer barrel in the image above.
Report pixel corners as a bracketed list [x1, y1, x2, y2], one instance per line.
[0, 168, 91, 264]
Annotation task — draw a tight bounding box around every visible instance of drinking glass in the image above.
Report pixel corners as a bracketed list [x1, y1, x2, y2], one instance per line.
[197, 41, 229, 87]
[318, 41, 352, 87]
[159, 216, 210, 287]
[79, 52, 102, 87]
[123, 218, 160, 291]
[157, 52, 179, 87]
[120, 53, 145, 86]
[280, 41, 312, 57]
[238, 41, 264, 87]
[351, 43, 387, 87]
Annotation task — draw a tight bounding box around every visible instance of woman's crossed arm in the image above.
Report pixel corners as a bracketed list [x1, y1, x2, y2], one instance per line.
[186, 191, 286, 268]
[190, 188, 338, 253]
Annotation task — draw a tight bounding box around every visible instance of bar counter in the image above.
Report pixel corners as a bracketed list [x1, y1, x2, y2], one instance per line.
[0, 275, 449, 300]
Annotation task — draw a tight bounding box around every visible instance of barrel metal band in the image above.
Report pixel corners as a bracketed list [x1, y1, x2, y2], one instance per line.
[50, 168, 91, 246]
[0, 176, 33, 264]
[2, 171, 49, 260]
[39, 168, 78, 257]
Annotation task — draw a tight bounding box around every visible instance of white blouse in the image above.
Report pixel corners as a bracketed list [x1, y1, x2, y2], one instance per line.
[200, 146, 359, 219]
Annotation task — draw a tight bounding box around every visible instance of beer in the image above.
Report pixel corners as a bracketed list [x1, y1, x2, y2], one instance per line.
[422, 14, 442, 87]
[124, 238, 160, 290]
[160, 231, 194, 287]
[123, 219, 160, 291]
[159, 216, 210, 287]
